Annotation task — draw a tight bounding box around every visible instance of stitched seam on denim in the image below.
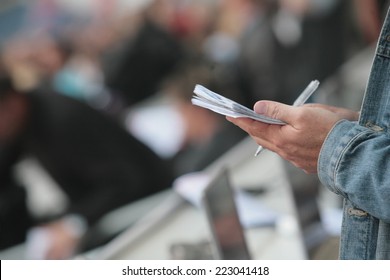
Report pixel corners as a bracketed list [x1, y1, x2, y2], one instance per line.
[377, 45, 390, 59]
[348, 205, 376, 259]
[363, 216, 371, 259]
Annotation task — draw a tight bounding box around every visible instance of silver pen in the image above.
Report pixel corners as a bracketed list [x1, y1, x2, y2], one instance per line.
[254, 80, 320, 157]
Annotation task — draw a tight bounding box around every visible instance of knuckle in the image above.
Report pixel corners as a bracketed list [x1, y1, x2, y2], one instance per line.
[269, 105, 282, 120]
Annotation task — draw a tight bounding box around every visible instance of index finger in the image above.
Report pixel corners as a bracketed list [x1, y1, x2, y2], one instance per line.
[226, 116, 277, 140]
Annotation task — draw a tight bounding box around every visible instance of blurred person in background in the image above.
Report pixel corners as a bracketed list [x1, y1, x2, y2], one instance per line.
[1, 0, 188, 117]
[102, 0, 186, 108]
[0, 66, 174, 259]
[237, 0, 374, 106]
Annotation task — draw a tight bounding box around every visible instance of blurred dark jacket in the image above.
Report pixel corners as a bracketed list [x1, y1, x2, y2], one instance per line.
[103, 19, 185, 106]
[0, 90, 174, 249]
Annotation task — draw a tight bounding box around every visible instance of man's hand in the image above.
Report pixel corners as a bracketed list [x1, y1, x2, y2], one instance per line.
[227, 101, 358, 173]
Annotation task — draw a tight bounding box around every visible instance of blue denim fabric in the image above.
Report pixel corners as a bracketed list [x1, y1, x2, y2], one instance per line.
[318, 7, 390, 259]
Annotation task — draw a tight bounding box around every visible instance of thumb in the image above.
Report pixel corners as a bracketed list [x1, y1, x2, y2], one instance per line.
[254, 101, 295, 124]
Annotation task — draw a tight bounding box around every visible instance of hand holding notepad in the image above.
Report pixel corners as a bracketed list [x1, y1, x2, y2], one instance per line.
[192, 80, 320, 156]
[192, 80, 319, 124]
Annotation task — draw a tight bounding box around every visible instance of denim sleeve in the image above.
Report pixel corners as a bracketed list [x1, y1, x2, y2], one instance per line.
[318, 119, 390, 222]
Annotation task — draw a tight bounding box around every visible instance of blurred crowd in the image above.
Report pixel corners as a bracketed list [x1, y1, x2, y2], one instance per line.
[0, 0, 387, 259]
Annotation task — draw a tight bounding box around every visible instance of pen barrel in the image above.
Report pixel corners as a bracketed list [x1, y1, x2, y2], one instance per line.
[292, 80, 319, 107]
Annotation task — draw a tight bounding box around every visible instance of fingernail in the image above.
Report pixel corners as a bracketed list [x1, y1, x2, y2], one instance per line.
[254, 102, 267, 114]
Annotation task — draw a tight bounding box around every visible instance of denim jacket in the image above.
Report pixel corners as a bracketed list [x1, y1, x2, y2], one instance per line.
[318, 7, 390, 259]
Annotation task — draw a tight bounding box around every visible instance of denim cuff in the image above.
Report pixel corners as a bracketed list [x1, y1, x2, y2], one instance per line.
[318, 120, 366, 196]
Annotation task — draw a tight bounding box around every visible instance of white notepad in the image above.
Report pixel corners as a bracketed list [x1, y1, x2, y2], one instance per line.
[192, 80, 319, 125]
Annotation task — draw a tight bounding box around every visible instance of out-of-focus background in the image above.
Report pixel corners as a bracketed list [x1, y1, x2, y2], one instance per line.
[0, 0, 388, 260]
